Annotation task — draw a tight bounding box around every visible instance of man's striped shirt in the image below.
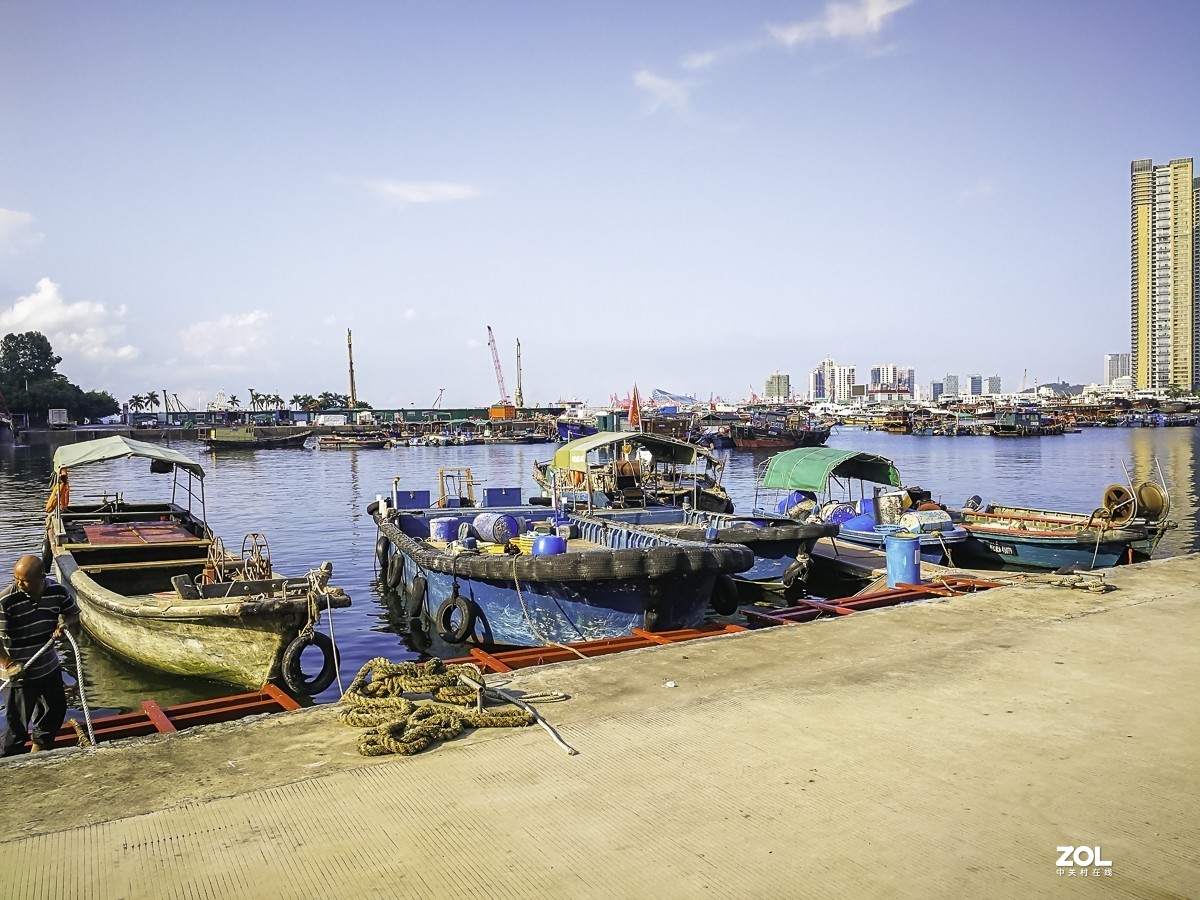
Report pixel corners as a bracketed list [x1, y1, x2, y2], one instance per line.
[0, 578, 78, 679]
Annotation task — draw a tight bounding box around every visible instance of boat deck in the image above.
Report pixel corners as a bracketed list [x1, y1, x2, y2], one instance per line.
[65, 520, 204, 547]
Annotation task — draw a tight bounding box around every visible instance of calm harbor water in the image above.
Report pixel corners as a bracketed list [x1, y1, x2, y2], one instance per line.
[1, 426, 1197, 724]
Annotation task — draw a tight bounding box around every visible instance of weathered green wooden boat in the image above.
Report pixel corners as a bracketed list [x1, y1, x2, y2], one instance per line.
[201, 425, 312, 449]
[43, 436, 350, 694]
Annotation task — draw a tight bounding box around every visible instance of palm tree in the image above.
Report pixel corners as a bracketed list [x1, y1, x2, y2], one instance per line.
[317, 391, 336, 410]
[128, 395, 145, 412]
[247, 388, 261, 411]
[228, 395, 241, 410]
[290, 394, 304, 411]
[146, 391, 160, 412]
[270, 393, 283, 409]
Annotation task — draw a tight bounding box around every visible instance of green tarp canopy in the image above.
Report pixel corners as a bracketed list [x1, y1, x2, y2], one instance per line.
[761, 447, 900, 492]
[552, 431, 699, 472]
[52, 435, 206, 480]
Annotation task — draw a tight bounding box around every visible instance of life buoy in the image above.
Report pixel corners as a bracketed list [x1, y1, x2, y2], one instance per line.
[406, 574, 427, 619]
[434, 593, 475, 644]
[386, 552, 405, 591]
[281, 631, 339, 696]
[376, 534, 391, 570]
[710, 574, 739, 616]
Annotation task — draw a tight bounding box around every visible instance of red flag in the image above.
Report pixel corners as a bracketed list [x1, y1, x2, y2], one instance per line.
[629, 384, 642, 431]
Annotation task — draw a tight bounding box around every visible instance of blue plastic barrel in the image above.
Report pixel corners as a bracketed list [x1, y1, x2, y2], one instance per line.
[429, 517, 459, 542]
[473, 512, 519, 544]
[885, 534, 921, 588]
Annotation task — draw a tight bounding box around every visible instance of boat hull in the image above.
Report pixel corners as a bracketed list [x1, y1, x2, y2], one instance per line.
[955, 531, 1128, 570]
[374, 506, 751, 647]
[55, 553, 302, 688]
[834, 525, 969, 565]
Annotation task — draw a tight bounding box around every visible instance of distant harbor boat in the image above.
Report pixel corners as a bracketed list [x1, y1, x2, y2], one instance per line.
[201, 425, 312, 449]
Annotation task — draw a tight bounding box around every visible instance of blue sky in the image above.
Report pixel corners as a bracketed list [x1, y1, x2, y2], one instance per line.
[2, 0, 1198, 408]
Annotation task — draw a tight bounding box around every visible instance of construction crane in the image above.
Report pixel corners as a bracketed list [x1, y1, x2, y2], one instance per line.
[431, 388, 445, 409]
[347, 329, 358, 409]
[486, 326, 510, 405]
[514, 339, 524, 409]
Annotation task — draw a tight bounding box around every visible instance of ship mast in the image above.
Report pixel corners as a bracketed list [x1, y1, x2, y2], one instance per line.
[347, 329, 357, 409]
[514, 339, 524, 408]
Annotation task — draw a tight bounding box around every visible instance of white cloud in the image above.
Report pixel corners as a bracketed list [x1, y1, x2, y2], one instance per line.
[0, 278, 138, 363]
[179, 310, 271, 365]
[958, 180, 995, 203]
[770, 0, 914, 47]
[361, 180, 480, 207]
[634, 69, 693, 114]
[0, 209, 45, 256]
[681, 38, 766, 71]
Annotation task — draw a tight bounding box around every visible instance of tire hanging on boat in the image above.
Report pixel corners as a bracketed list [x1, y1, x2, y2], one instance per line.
[406, 574, 428, 620]
[281, 631, 340, 696]
[41, 535, 53, 572]
[710, 574, 739, 616]
[434, 593, 475, 644]
[376, 534, 391, 571]
[386, 552, 405, 591]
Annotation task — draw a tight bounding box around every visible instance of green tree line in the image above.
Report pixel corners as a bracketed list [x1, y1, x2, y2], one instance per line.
[0, 331, 119, 423]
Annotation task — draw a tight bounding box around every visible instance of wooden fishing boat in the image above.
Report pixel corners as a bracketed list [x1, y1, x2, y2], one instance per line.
[731, 420, 830, 449]
[201, 425, 312, 449]
[533, 431, 734, 514]
[949, 484, 1175, 570]
[752, 447, 969, 565]
[317, 432, 390, 449]
[43, 436, 350, 693]
[370, 470, 752, 648]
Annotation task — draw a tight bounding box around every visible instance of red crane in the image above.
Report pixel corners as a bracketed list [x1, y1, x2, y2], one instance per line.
[487, 326, 510, 404]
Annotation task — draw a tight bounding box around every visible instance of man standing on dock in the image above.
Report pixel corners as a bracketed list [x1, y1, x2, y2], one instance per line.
[0, 555, 80, 756]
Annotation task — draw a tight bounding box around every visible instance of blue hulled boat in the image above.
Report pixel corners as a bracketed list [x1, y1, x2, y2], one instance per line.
[369, 471, 751, 648]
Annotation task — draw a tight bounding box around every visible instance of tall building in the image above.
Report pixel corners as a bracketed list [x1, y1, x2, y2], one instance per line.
[765, 371, 790, 402]
[968, 373, 983, 396]
[984, 375, 1002, 395]
[1131, 157, 1199, 391]
[869, 363, 915, 398]
[809, 358, 856, 403]
[1104, 352, 1131, 386]
[943, 374, 960, 397]
[930, 381, 944, 402]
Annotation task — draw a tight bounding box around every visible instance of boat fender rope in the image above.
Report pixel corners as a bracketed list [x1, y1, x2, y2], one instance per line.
[339, 657, 559, 757]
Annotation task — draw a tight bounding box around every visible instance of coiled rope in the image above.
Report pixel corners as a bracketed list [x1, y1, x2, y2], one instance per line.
[1, 629, 94, 747]
[339, 657, 576, 756]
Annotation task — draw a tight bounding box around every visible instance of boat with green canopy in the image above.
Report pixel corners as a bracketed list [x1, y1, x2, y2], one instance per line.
[43, 435, 350, 694]
[753, 447, 968, 565]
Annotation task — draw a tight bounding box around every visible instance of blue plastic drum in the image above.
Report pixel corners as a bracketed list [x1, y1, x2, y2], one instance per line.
[885, 534, 921, 588]
[531, 534, 567, 555]
[473, 512, 520, 544]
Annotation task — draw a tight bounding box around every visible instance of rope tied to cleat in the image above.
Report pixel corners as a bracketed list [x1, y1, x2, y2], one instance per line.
[338, 657, 577, 757]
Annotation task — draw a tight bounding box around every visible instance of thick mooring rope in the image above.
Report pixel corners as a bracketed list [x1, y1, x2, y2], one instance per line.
[338, 657, 542, 757]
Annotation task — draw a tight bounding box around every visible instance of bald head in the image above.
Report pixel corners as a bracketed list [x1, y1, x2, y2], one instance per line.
[14, 555, 46, 601]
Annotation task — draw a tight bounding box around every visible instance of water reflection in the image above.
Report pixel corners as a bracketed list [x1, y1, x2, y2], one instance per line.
[2, 429, 1198, 725]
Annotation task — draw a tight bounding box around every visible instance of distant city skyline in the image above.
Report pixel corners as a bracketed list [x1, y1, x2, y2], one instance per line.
[2, 4, 1198, 407]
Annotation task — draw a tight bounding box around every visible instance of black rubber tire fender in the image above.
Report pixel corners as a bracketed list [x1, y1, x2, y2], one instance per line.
[376, 534, 391, 570]
[710, 574, 740, 616]
[434, 594, 475, 644]
[782, 558, 808, 589]
[386, 552, 405, 591]
[42, 535, 54, 572]
[367, 499, 381, 516]
[406, 574, 428, 619]
[281, 631, 339, 696]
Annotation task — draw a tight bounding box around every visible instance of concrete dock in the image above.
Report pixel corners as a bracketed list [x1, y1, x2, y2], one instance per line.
[2, 555, 1197, 898]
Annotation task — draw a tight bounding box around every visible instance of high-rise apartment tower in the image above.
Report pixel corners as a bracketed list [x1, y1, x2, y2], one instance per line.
[1131, 158, 1198, 391]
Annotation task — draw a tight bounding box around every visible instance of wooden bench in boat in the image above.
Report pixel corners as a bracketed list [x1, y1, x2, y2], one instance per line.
[78, 557, 207, 574]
